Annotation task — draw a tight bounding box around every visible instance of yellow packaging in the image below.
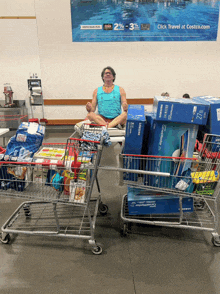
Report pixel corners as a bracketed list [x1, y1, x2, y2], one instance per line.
[191, 170, 219, 184]
[63, 170, 75, 195]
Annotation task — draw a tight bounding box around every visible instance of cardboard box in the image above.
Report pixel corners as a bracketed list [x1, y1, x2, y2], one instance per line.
[123, 155, 140, 182]
[145, 114, 198, 191]
[34, 147, 65, 160]
[192, 96, 220, 135]
[124, 105, 146, 154]
[141, 112, 155, 155]
[127, 187, 193, 215]
[153, 96, 208, 125]
[33, 166, 47, 183]
[147, 114, 198, 158]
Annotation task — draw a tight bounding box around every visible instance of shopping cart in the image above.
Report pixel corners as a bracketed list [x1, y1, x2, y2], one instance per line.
[0, 127, 108, 254]
[119, 133, 220, 246]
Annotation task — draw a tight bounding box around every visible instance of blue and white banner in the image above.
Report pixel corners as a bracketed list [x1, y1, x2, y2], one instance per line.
[71, 0, 219, 42]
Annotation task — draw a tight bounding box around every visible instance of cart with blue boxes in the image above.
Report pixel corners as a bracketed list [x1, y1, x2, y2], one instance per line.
[120, 133, 220, 246]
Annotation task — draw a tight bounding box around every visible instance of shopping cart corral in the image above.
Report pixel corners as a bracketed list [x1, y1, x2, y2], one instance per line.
[118, 134, 220, 246]
[0, 127, 108, 254]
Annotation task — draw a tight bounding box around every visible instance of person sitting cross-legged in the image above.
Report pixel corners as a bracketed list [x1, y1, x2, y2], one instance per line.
[86, 66, 128, 129]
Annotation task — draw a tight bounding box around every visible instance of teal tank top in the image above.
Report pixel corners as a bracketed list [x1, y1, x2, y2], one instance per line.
[97, 85, 121, 119]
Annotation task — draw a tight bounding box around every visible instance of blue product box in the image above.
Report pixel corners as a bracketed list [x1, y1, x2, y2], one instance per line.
[153, 96, 208, 125]
[141, 112, 155, 155]
[147, 116, 198, 158]
[127, 187, 194, 215]
[146, 115, 198, 191]
[124, 105, 146, 154]
[123, 155, 140, 182]
[192, 96, 220, 135]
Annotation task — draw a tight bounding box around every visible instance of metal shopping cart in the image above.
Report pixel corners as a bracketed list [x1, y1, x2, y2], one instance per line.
[0, 126, 108, 255]
[119, 133, 220, 246]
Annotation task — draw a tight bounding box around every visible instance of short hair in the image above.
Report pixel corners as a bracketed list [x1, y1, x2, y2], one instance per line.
[101, 66, 116, 82]
[183, 93, 190, 98]
[161, 92, 169, 97]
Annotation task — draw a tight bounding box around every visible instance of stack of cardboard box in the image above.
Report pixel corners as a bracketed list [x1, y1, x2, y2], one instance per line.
[123, 96, 215, 215]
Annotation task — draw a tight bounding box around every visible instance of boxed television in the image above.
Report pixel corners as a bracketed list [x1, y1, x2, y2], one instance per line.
[124, 105, 146, 154]
[145, 113, 198, 191]
[127, 187, 193, 215]
[192, 96, 220, 135]
[153, 96, 208, 125]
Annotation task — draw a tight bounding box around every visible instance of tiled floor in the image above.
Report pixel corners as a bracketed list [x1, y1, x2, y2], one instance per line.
[1, 129, 220, 294]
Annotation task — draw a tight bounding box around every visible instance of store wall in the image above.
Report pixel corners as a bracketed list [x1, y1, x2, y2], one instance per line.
[0, 0, 220, 121]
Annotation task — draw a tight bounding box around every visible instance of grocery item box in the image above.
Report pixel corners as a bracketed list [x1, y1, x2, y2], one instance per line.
[153, 96, 208, 125]
[124, 105, 146, 154]
[127, 187, 193, 215]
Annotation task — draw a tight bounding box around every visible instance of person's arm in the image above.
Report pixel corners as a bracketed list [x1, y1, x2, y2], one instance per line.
[86, 88, 98, 112]
[120, 87, 128, 112]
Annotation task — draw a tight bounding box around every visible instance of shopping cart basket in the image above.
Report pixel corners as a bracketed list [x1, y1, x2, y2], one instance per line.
[0, 133, 108, 254]
[119, 137, 220, 246]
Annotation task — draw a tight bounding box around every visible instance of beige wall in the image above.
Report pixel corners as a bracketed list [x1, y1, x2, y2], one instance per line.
[0, 0, 220, 120]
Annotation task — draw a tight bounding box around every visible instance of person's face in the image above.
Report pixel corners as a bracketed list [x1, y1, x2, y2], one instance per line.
[103, 69, 114, 83]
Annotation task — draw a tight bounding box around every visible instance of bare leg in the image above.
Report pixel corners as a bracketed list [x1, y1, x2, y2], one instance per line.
[108, 112, 127, 128]
[87, 112, 108, 126]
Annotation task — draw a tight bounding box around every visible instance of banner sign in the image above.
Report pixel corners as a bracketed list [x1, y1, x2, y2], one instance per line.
[71, 0, 219, 42]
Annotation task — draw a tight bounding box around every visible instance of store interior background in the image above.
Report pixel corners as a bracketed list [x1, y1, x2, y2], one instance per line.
[1, 2, 220, 293]
[0, 0, 220, 123]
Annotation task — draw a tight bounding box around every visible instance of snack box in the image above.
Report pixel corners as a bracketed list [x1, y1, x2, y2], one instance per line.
[191, 170, 219, 184]
[34, 147, 65, 160]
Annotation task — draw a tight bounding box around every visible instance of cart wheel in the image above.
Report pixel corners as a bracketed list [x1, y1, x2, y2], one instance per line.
[0, 233, 11, 244]
[195, 200, 205, 210]
[92, 245, 103, 255]
[212, 236, 220, 247]
[98, 203, 108, 216]
[120, 223, 128, 237]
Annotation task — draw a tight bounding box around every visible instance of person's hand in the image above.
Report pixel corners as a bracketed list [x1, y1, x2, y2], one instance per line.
[122, 102, 128, 112]
[86, 102, 92, 112]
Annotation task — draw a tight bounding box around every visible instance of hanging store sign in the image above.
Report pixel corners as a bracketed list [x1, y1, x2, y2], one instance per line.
[71, 0, 219, 42]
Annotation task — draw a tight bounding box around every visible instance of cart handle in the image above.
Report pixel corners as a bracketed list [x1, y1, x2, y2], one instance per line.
[98, 166, 170, 176]
[68, 137, 101, 144]
[0, 160, 65, 167]
[121, 154, 197, 160]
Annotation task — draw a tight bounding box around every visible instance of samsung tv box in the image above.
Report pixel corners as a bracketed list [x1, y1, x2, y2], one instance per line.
[193, 96, 220, 135]
[153, 96, 208, 125]
[124, 105, 145, 154]
[127, 187, 193, 215]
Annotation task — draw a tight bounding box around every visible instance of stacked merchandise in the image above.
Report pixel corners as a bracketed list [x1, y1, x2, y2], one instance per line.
[4, 122, 45, 162]
[192, 96, 220, 149]
[0, 122, 45, 191]
[123, 97, 210, 215]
